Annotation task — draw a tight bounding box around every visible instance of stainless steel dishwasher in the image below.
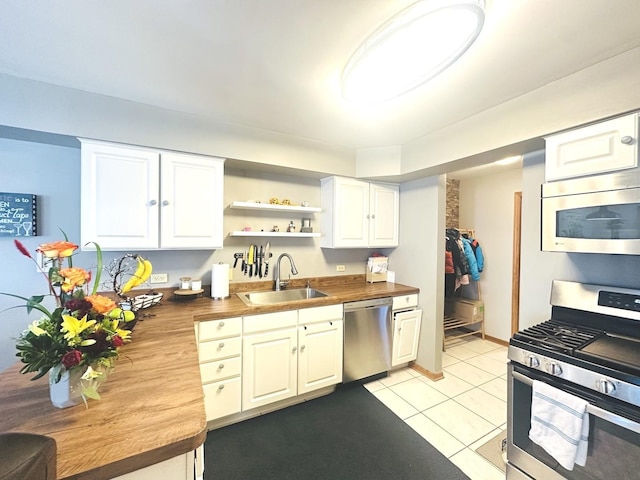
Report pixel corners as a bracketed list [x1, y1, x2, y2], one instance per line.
[343, 297, 393, 383]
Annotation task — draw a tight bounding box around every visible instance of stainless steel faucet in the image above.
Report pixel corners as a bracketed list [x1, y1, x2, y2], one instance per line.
[273, 253, 298, 291]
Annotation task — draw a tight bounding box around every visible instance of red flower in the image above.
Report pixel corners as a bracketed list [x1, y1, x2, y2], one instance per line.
[61, 350, 83, 368]
[14, 240, 32, 259]
[112, 336, 124, 347]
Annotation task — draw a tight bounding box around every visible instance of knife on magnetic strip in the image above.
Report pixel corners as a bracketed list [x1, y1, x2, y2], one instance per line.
[263, 241, 271, 276]
[248, 244, 254, 277]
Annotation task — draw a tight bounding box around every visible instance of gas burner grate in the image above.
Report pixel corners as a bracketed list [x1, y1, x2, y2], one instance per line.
[512, 319, 603, 354]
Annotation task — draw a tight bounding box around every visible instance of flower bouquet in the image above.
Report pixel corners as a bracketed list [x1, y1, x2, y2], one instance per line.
[3, 237, 132, 407]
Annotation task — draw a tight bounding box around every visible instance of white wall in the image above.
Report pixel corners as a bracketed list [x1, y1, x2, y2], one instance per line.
[391, 175, 445, 373]
[402, 47, 640, 176]
[458, 167, 523, 341]
[0, 74, 355, 178]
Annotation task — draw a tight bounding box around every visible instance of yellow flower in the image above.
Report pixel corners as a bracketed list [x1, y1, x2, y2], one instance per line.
[59, 267, 91, 293]
[81, 365, 104, 381]
[86, 294, 117, 315]
[28, 320, 48, 336]
[36, 240, 78, 259]
[61, 314, 96, 344]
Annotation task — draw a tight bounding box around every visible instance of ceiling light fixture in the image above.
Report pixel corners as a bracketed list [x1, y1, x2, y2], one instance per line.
[341, 0, 485, 104]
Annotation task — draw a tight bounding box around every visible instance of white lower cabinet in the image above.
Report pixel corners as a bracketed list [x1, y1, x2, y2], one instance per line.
[298, 305, 343, 394]
[242, 305, 344, 411]
[391, 309, 422, 366]
[196, 317, 242, 422]
[195, 303, 351, 422]
[112, 445, 203, 480]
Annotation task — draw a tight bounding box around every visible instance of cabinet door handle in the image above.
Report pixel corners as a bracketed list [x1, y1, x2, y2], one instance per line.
[217, 384, 225, 391]
[148, 199, 157, 206]
[292, 346, 297, 353]
[162, 200, 170, 206]
[371, 214, 376, 219]
[218, 342, 225, 348]
[621, 135, 635, 145]
[300, 345, 306, 352]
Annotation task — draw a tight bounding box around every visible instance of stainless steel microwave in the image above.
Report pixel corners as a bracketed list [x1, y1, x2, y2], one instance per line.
[542, 170, 640, 254]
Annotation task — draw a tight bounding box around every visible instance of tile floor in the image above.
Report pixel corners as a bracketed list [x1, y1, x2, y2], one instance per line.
[364, 334, 508, 480]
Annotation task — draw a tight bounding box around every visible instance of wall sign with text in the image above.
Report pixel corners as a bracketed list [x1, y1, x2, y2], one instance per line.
[0, 192, 38, 237]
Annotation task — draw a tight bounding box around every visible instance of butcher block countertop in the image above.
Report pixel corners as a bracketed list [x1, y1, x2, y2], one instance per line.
[0, 275, 418, 479]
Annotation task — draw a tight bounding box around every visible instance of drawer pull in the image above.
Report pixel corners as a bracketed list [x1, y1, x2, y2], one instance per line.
[218, 363, 225, 370]
[218, 342, 225, 349]
[218, 321, 225, 328]
[217, 384, 225, 391]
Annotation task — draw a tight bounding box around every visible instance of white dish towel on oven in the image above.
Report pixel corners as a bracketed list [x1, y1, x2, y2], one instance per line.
[529, 379, 589, 471]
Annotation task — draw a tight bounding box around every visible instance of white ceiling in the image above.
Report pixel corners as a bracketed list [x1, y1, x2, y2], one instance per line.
[1, 0, 640, 151]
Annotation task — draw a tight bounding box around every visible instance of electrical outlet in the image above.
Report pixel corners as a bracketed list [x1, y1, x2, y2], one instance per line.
[336, 265, 346, 272]
[150, 273, 168, 284]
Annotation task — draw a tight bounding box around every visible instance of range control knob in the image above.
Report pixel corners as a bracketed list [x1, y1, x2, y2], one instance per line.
[545, 362, 563, 376]
[597, 379, 616, 395]
[525, 355, 540, 368]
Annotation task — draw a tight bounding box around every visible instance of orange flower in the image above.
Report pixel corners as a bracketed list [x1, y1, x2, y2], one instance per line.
[59, 267, 91, 293]
[86, 294, 118, 315]
[37, 240, 78, 259]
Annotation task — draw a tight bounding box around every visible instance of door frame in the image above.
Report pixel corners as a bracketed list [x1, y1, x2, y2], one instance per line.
[511, 191, 522, 335]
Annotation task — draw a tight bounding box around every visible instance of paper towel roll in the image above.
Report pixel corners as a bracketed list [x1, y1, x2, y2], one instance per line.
[211, 263, 230, 299]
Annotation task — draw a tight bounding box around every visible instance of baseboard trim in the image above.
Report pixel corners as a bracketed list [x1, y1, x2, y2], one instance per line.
[484, 335, 509, 347]
[410, 362, 444, 381]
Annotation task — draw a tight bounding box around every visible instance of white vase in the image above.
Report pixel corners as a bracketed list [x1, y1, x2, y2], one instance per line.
[49, 367, 84, 408]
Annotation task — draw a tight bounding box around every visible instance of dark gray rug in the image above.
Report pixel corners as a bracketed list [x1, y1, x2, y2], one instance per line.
[204, 383, 469, 479]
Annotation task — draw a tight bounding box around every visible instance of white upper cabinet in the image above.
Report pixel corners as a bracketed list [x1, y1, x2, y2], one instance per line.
[80, 140, 224, 250]
[545, 113, 639, 181]
[320, 176, 399, 248]
[160, 152, 224, 249]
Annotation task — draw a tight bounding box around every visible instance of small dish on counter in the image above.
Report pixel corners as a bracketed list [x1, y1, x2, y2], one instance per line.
[173, 289, 204, 299]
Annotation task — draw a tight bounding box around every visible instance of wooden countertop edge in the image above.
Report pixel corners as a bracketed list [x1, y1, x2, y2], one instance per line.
[67, 429, 208, 480]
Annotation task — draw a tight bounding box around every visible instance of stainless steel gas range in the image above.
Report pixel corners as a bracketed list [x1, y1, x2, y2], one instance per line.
[507, 280, 640, 479]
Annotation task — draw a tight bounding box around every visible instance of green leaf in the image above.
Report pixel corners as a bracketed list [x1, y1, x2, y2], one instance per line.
[87, 241, 103, 295]
[82, 386, 101, 400]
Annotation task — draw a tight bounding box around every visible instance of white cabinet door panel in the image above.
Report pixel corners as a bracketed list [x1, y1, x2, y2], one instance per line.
[160, 152, 224, 248]
[80, 141, 160, 249]
[242, 328, 297, 410]
[298, 320, 343, 394]
[392, 309, 422, 367]
[369, 182, 399, 247]
[545, 114, 638, 181]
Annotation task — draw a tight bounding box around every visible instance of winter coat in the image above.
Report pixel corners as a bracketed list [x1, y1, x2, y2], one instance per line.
[461, 236, 480, 281]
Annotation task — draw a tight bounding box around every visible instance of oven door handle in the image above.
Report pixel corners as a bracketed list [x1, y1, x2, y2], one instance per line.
[512, 370, 640, 434]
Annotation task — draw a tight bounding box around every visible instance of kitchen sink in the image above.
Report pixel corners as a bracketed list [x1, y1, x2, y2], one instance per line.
[236, 288, 328, 306]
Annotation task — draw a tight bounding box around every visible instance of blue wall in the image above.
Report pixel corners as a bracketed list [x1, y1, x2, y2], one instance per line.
[0, 137, 85, 370]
